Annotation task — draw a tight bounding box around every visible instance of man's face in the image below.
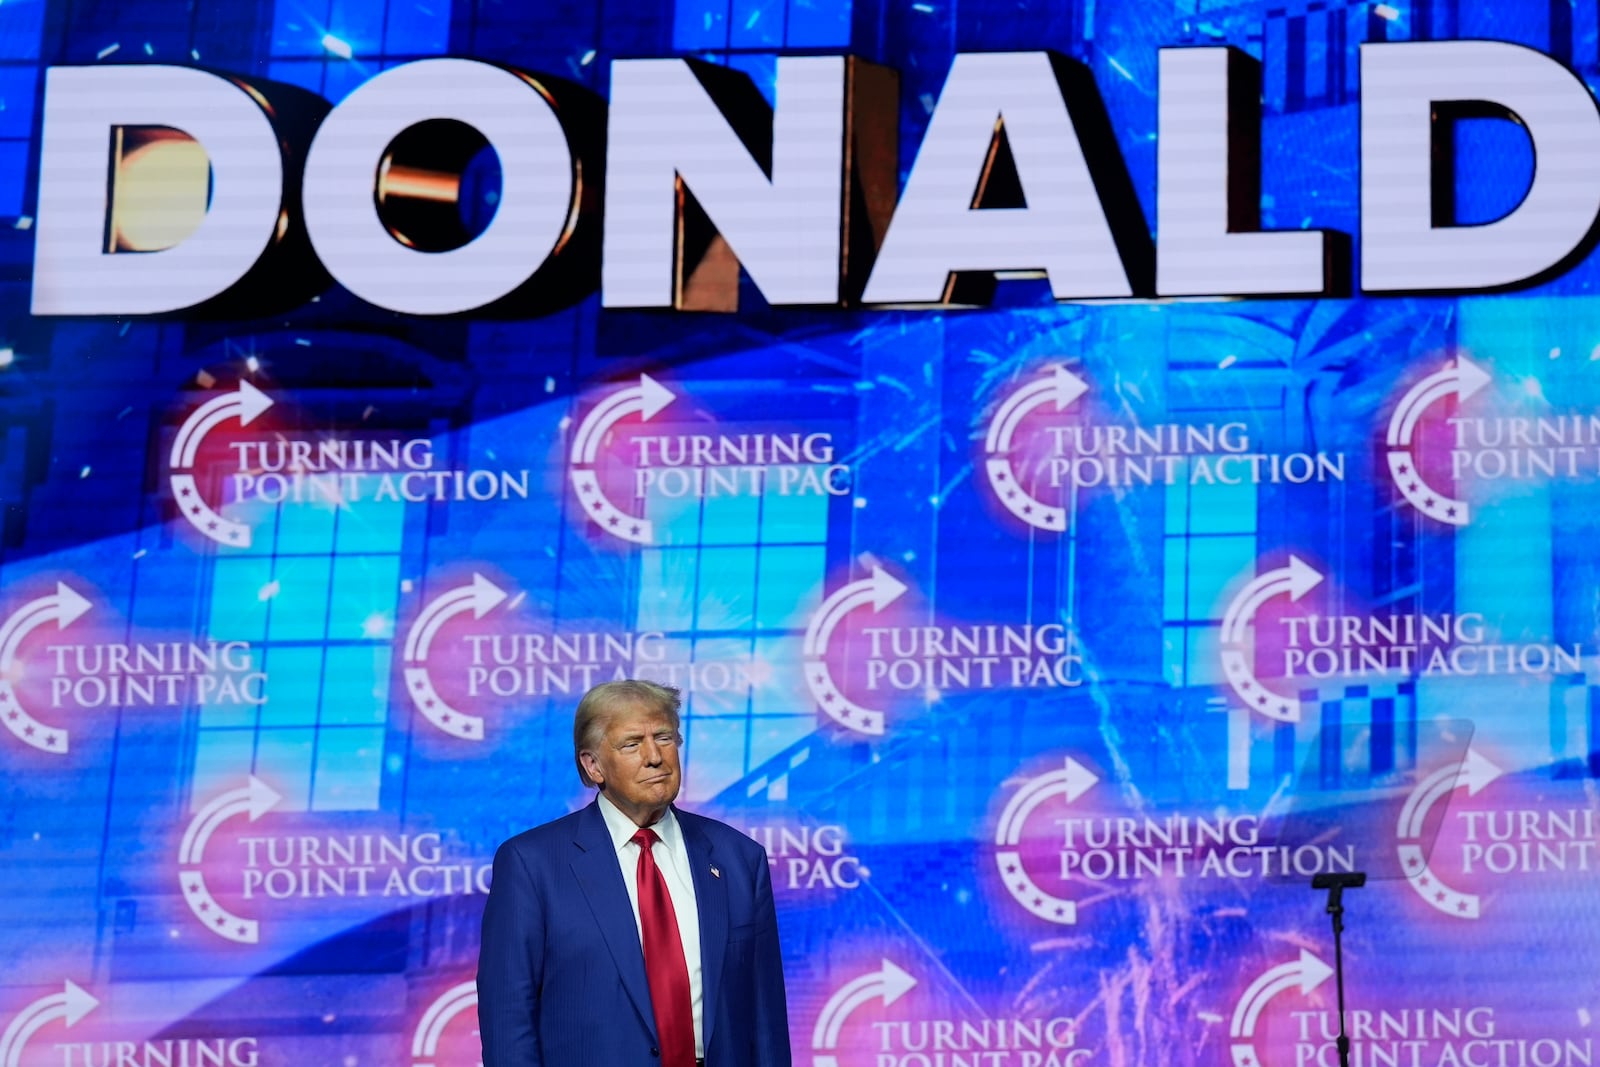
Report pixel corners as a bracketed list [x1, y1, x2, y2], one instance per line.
[580, 701, 683, 827]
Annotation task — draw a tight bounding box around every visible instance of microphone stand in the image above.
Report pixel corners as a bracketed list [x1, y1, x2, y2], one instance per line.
[1311, 871, 1367, 1067]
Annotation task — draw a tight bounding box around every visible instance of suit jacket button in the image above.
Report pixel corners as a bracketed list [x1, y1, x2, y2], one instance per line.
[650, 1048, 660, 1057]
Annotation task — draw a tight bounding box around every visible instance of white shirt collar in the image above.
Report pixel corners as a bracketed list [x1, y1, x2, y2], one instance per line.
[596, 791, 683, 855]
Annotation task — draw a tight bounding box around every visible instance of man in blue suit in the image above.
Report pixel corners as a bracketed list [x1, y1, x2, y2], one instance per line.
[478, 679, 792, 1066]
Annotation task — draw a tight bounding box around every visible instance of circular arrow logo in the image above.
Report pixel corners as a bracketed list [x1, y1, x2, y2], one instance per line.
[1384, 357, 1490, 526]
[1219, 556, 1323, 723]
[1229, 950, 1333, 1067]
[169, 382, 274, 547]
[401, 572, 510, 741]
[992, 757, 1100, 925]
[568, 373, 676, 545]
[0, 981, 98, 1067]
[803, 567, 909, 735]
[982, 366, 1090, 532]
[1396, 749, 1502, 920]
[811, 959, 917, 1067]
[0, 581, 94, 754]
[178, 776, 283, 943]
[412, 980, 478, 1067]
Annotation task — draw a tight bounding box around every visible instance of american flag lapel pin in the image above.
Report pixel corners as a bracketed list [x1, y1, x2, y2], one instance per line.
[710, 865, 721, 878]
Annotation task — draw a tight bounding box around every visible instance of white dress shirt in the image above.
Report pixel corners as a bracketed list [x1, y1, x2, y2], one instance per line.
[596, 793, 704, 1057]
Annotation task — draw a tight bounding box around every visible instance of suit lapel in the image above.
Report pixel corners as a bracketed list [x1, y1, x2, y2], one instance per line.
[681, 812, 728, 1055]
[569, 801, 657, 1040]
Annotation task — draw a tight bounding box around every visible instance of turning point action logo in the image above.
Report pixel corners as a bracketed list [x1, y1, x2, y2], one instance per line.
[992, 757, 1101, 924]
[991, 754, 1358, 926]
[169, 381, 275, 547]
[1217, 554, 1579, 720]
[0, 981, 98, 1067]
[168, 382, 530, 549]
[983, 365, 1089, 531]
[401, 572, 511, 741]
[1228, 950, 1334, 1067]
[981, 365, 1345, 534]
[178, 775, 283, 944]
[1219, 556, 1323, 723]
[178, 777, 494, 944]
[0, 581, 93, 754]
[1396, 749, 1503, 921]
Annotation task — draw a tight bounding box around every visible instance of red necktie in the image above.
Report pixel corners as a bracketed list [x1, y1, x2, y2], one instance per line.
[632, 827, 696, 1067]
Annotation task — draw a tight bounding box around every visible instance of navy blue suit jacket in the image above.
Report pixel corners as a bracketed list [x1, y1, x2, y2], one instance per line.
[478, 800, 791, 1066]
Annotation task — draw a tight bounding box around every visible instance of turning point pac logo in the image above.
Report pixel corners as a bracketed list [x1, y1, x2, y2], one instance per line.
[0, 981, 98, 1067]
[568, 373, 677, 545]
[812, 957, 1089, 1066]
[1384, 356, 1490, 526]
[804, 563, 1085, 735]
[569, 373, 851, 546]
[804, 567, 908, 735]
[0, 581, 93, 754]
[812, 960, 917, 1067]
[412, 980, 479, 1067]
[1385, 354, 1600, 525]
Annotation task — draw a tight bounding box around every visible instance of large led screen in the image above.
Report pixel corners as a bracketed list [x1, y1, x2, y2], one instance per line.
[0, 1, 1596, 1065]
